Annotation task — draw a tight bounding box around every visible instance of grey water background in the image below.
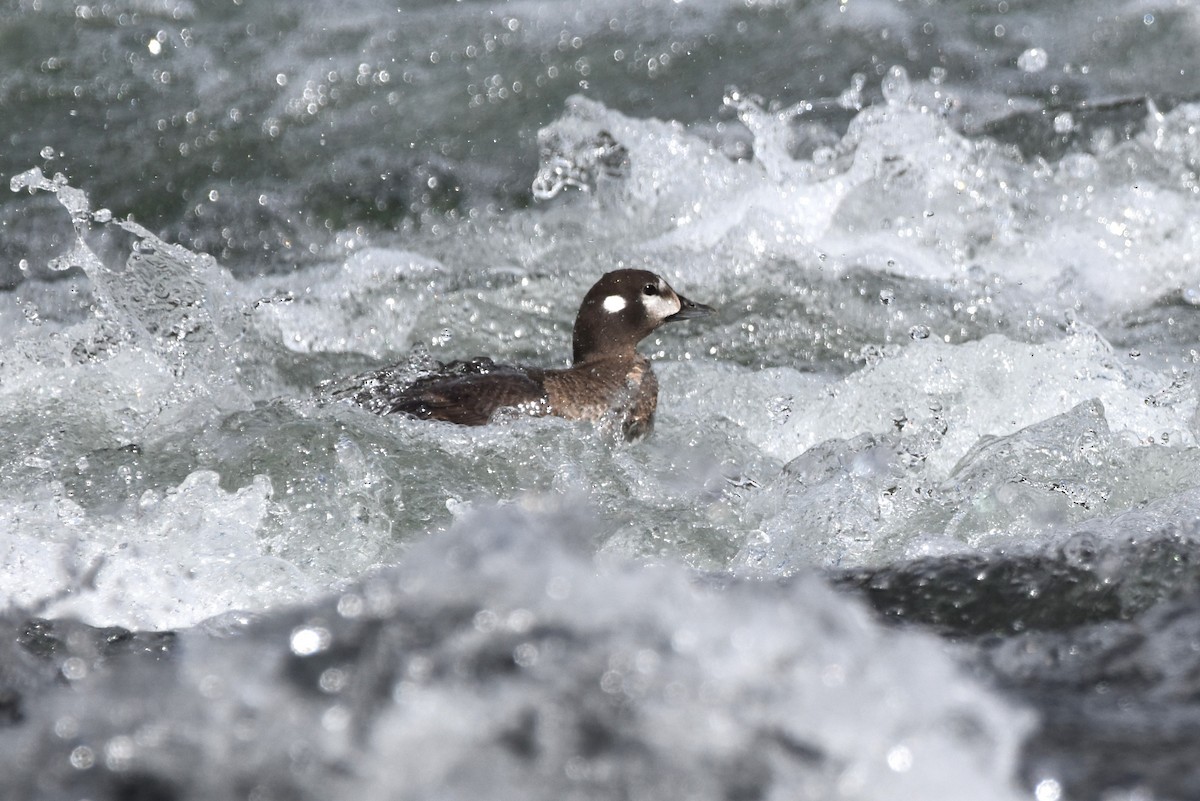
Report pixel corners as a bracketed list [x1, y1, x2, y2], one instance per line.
[4, 0, 1189, 282]
[5, 0, 1200, 799]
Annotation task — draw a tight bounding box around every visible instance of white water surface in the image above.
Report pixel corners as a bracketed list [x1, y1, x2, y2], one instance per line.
[5, 2, 1200, 796]
[6, 84, 1200, 630]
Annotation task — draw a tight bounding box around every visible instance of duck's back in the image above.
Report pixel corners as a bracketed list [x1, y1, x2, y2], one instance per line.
[371, 358, 550, 425]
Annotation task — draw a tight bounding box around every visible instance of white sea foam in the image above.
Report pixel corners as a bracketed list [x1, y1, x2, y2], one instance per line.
[0, 472, 318, 629]
[4, 78, 1200, 632]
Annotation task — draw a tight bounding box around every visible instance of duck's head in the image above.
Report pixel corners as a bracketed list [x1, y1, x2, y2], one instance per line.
[572, 269, 715, 364]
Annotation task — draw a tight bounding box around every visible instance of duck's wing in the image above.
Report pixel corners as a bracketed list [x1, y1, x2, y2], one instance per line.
[383, 360, 549, 426]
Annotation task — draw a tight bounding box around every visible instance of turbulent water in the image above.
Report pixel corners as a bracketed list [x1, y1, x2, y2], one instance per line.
[4, 0, 1200, 798]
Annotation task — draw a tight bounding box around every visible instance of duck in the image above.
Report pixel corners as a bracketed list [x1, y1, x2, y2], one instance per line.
[335, 269, 714, 439]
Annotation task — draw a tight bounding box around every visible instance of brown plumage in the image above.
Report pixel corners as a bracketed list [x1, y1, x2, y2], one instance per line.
[338, 269, 714, 439]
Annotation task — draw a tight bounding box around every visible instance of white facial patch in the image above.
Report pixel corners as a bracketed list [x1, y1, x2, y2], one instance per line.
[602, 295, 627, 313]
[644, 287, 682, 321]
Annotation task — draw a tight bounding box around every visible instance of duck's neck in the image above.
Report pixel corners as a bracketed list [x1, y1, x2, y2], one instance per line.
[572, 338, 639, 366]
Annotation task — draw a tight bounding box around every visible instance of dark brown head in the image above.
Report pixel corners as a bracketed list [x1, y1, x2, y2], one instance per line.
[571, 269, 714, 364]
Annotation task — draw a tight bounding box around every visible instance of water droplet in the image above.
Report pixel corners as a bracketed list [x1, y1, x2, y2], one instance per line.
[908, 325, 931, 340]
[336, 593, 364, 618]
[104, 736, 135, 771]
[290, 625, 331, 656]
[319, 668, 348, 693]
[69, 746, 95, 770]
[1034, 778, 1062, 801]
[886, 745, 913, 772]
[513, 643, 539, 667]
[881, 65, 912, 104]
[61, 657, 88, 680]
[1017, 48, 1049, 73]
[1053, 112, 1075, 134]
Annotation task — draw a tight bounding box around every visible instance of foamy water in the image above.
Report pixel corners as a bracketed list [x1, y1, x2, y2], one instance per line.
[4, 1, 1200, 798]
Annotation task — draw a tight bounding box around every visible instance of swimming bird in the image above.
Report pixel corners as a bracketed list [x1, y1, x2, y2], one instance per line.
[336, 269, 714, 439]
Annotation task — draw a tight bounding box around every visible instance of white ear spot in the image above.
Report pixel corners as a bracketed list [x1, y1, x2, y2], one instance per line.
[602, 295, 627, 313]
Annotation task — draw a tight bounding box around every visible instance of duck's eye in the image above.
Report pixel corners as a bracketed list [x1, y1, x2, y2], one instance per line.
[643, 283, 658, 296]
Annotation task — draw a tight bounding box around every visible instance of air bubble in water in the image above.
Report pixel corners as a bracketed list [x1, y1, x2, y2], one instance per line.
[40, 146, 56, 160]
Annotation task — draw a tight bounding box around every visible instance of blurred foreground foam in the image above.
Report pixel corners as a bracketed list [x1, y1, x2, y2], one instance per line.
[0, 502, 1032, 801]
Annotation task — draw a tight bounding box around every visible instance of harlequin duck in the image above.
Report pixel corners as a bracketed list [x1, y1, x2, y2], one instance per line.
[336, 269, 714, 439]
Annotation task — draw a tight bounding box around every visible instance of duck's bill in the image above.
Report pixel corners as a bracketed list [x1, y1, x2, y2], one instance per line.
[666, 294, 716, 322]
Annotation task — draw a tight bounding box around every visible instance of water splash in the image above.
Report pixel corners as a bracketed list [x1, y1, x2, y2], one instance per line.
[9, 167, 250, 384]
